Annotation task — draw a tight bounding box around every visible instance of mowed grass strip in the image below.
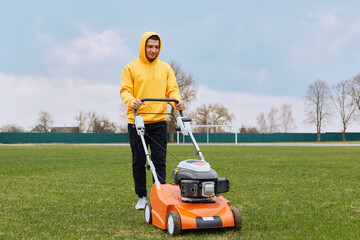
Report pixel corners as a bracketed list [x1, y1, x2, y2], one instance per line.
[0, 145, 360, 239]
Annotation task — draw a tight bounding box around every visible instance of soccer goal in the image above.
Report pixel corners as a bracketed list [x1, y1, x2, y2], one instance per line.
[176, 124, 238, 145]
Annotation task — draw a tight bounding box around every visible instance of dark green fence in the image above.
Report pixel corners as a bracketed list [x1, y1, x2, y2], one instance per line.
[237, 133, 318, 143]
[0, 133, 129, 144]
[1, 132, 359, 144]
[173, 132, 360, 143]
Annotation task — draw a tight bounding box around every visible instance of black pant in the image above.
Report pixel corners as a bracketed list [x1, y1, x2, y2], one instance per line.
[128, 121, 167, 198]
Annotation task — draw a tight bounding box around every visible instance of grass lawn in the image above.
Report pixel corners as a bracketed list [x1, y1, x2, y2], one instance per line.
[0, 144, 360, 239]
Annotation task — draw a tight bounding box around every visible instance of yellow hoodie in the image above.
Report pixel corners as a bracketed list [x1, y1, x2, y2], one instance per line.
[120, 32, 181, 124]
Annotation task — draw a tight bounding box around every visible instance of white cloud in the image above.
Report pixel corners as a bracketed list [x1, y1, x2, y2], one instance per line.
[307, 12, 340, 29]
[51, 28, 129, 64]
[38, 27, 135, 81]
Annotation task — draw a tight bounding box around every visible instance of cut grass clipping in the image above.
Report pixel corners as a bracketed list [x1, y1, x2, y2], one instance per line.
[1, 145, 360, 239]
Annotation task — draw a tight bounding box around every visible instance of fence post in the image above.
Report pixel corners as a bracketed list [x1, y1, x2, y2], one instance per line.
[207, 126, 209, 143]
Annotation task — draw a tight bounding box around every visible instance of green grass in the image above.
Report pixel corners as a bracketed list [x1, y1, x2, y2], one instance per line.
[1, 145, 360, 239]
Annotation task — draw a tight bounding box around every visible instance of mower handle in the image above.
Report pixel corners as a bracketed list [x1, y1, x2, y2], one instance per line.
[133, 98, 183, 117]
[140, 98, 179, 104]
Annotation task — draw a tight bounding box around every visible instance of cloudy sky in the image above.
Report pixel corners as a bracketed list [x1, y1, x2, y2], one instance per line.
[1, 0, 360, 132]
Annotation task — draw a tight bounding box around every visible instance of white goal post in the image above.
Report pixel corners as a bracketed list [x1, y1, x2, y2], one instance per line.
[176, 125, 238, 145]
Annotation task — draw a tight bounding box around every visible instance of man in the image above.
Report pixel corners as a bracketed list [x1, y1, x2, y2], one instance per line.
[120, 32, 185, 210]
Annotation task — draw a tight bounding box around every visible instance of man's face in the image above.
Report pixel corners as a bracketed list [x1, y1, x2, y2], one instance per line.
[145, 39, 160, 62]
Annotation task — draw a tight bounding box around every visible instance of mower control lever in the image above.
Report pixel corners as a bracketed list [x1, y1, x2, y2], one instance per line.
[181, 117, 192, 122]
[175, 118, 191, 132]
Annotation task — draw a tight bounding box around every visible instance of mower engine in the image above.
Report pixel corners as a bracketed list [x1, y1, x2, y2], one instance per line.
[172, 159, 229, 202]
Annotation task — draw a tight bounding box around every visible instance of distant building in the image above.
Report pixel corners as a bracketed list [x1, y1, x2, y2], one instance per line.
[51, 127, 80, 133]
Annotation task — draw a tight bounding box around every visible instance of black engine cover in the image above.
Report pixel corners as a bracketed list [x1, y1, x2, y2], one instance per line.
[172, 168, 218, 185]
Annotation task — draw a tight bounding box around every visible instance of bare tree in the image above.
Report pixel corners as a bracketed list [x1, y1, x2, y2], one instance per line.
[304, 80, 333, 142]
[280, 104, 296, 133]
[86, 111, 98, 133]
[256, 107, 279, 133]
[239, 125, 259, 133]
[332, 80, 357, 141]
[191, 103, 235, 133]
[93, 116, 117, 133]
[117, 125, 128, 133]
[348, 72, 360, 112]
[256, 104, 296, 133]
[0, 123, 25, 132]
[256, 112, 268, 133]
[168, 61, 198, 141]
[31, 110, 54, 133]
[74, 111, 87, 133]
[74, 111, 118, 133]
[267, 107, 279, 133]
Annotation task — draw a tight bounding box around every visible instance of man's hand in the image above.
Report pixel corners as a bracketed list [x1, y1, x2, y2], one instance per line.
[132, 99, 145, 109]
[175, 100, 185, 110]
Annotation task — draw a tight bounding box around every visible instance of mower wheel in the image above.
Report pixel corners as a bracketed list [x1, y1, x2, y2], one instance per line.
[144, 202, 152, 224]
[167, 211, 181, 235]
[230, 207, 242, 231]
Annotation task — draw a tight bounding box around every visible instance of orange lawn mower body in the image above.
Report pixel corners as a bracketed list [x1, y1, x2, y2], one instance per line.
[135, 98, 241, 235]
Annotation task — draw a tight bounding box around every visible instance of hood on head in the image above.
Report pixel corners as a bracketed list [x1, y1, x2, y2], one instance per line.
[139, 31, 161, 63]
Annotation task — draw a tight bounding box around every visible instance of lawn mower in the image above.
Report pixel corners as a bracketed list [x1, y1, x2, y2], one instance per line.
[134, 98, 241, 236]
